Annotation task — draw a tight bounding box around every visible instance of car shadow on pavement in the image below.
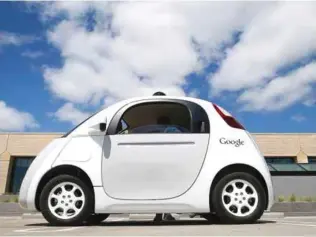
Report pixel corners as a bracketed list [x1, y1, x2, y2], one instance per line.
[25, 220, 276, 227]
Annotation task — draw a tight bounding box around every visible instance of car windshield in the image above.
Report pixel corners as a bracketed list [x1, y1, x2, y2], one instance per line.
[62, 109, 103, 137]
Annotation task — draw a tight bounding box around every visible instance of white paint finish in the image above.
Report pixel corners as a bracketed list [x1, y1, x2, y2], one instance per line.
[94, 187, 200, 213]
[102, 134, 209, 200]
[19, 95, 274, 221]
[52, 135, 104, 186]
[18, 138, 70, 211]
[57, 137, 93, 162]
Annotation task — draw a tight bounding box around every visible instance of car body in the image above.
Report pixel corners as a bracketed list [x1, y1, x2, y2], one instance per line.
[19, 94, 274, 226]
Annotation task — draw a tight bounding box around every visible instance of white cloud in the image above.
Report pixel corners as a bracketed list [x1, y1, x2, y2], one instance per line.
[188, 89, 200, 98]
[291, 114, 306, 122]
[0, 101, 39, 132]
[34, 1, 269, 122]
[28, 1, 316, 124]
[0, 31, 39, 46]
[21, 50, 44, 59]
[211, 1, 316, 110]
[53, 103, 91, 126]
[238, 62, 316, 111]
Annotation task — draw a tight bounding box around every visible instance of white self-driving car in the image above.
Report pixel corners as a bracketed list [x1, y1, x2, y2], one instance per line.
[19, 93, 274, 226]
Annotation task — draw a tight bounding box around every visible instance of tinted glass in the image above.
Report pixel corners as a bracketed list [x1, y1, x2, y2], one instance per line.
[9, 157, 35, 194]
[269, 164, 306, 172]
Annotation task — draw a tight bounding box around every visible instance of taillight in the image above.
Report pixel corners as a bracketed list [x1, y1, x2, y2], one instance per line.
[213, 104, 245, 130]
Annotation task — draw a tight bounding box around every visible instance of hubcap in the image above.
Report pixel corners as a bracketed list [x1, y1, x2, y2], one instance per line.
[221, 179, 258, 217]
[48, 182, 85, 220]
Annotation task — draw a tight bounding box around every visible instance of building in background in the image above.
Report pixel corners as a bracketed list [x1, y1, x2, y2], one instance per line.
[1, 133, 316, 195]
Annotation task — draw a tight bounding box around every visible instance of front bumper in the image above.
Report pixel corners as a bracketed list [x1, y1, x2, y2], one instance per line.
[18, 138, 69, 210]
[266, 176, 275, 211]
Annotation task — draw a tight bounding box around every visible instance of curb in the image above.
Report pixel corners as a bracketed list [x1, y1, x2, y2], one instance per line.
[21, 213, 43, 219]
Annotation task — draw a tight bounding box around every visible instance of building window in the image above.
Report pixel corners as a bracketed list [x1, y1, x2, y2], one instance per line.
[9, 156, 35, 194]
[265, 156, 295, 164]
[308, 156, 316, 163]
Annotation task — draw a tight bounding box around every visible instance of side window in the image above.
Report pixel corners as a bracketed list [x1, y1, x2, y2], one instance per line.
[115, 102, 192, 134]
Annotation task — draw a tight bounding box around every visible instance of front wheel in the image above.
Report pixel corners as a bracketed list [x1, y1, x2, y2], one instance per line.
[39, 174, 94, 226]
[211, 172, 266, 224]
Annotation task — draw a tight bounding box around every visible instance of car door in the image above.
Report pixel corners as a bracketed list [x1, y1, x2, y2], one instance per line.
[101, 98, 210, 200]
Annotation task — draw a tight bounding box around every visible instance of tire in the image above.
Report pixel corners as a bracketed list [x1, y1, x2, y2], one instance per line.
[39, 174, 94, 226]
[211, 172, 266, 224]
[84, 214, 109, 225]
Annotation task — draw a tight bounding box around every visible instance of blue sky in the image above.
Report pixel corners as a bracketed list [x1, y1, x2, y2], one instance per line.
[0, 1, 315, 133]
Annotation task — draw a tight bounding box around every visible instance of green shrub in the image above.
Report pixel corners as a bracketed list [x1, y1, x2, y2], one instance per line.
[305, 196, 313, 202]
[9, 196, 18, 203]
[289, 194, 296, 202]
[276, 195, 316, 202]
[278, 195, 285, 202]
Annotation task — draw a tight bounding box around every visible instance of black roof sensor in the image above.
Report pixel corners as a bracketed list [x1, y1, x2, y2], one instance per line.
[153, 91, 166, 96]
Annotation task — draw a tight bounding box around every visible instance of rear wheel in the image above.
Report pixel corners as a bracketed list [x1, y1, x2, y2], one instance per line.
[211, 172, 266, 224]
[39, 174, 94, 226]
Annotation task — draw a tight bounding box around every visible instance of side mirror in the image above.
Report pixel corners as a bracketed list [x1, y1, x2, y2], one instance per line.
[99, 122, 107, 132]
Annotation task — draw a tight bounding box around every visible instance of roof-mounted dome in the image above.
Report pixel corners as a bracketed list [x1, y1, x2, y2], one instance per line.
[153, 91, 166, 96]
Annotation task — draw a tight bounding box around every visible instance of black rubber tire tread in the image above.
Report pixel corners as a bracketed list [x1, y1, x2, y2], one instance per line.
[84, 214, 110, 225]
[39, 174, 94, 226]
[211, 172, 266, 224]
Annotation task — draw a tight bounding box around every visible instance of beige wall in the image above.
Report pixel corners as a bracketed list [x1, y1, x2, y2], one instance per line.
[0, 132, 316, 194]
[0, 133, 62, 194]
[0, 134, 9, 155]
[252, 133, 316, 163]
[6, 133, 62, 156]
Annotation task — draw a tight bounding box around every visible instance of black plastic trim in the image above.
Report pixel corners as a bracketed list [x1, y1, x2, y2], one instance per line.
[270, 171, 316, 176]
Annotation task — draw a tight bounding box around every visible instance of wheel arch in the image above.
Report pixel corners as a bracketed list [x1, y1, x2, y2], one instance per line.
[35, 165, 95, 212]
[209, 163, 269, 212]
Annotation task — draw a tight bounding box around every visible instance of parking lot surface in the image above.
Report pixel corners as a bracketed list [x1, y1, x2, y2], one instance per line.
[1, 215, 316, 236]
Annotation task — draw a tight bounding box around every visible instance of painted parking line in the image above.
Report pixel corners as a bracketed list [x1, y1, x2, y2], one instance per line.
[107, 217, 128, 222]
[277, 221, 316, 227]
[12, 217, 126, 233]
[280, 220, 316, 224]
[0, 216, 22, 219]
[284, 216, 316, 219]
[14, 226, 84, 233]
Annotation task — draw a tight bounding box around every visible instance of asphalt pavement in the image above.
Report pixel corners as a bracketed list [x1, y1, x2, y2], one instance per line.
[1, 214, 316, 236]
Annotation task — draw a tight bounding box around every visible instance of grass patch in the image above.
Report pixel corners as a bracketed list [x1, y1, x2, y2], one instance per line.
[277, 195, 316, 202]
[0, 195, 19, 203]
